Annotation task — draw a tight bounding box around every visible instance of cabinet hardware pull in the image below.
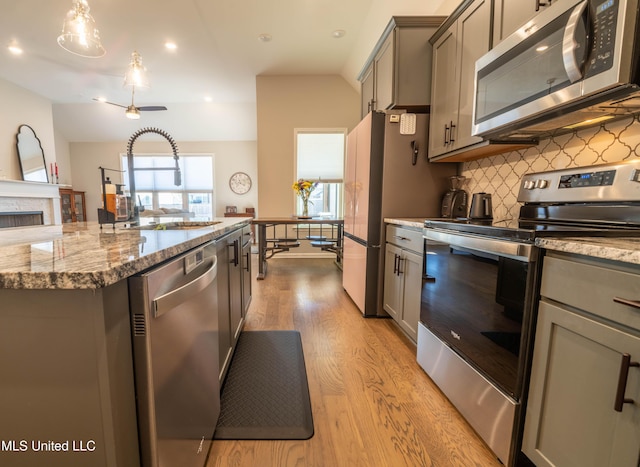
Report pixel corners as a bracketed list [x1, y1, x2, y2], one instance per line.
[244, 252, 250, 271]
[444, 124, 450, 144]
[393, 254, 399, 274]
[449, 121, 456, 143]
[614, 353, 639, 412]
[393, 235, 409, 241]
[397, 257, 404, 276]
[613, 296, 640, 309]
[536, 0, 549, 11]
[229, 240, 239, 266]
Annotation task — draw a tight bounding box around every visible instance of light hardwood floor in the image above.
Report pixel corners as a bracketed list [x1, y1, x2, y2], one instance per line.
[207, 257, 502, 467]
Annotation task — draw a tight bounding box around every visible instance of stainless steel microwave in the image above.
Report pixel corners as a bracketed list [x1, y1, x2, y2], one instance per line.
[473, 0, 640, 141]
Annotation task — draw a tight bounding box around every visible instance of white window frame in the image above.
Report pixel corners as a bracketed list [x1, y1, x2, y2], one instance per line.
[293, 128, 346, 218]
[120, 153, 215, 215]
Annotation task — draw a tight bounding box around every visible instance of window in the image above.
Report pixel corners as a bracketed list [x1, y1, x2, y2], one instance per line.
[121, 154, 214, 216]
[295, 129, 346, 218]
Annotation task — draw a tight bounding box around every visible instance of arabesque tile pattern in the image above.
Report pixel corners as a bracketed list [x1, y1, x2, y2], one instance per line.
[461, 115, 640, 223]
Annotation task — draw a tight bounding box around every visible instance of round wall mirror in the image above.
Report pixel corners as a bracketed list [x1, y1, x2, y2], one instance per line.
[16, 124, 48, 183]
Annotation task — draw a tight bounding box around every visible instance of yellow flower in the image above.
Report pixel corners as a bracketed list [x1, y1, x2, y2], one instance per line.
[292, 179, 318, 197]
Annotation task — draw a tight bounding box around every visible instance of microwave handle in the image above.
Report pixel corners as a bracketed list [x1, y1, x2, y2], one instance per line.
[562, 0, 589, 83]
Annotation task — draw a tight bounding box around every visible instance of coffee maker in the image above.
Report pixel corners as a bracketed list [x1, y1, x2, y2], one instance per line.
[441, 176, 468, 218]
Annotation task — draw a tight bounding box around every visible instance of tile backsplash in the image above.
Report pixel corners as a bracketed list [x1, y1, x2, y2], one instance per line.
[461, 114, 640, 223]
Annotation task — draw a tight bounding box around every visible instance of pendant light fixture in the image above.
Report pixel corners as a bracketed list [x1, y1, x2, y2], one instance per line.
[123, 51, 150, 88]
[57, 0, 106, 58]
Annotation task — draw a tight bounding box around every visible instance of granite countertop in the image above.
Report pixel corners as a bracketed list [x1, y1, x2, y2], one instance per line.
[0, 217, 252, 290]
[384, 218, 426, 229]
[536, 237, 640, 266]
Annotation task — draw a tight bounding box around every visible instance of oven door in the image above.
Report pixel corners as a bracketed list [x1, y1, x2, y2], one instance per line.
[421, 228, 535, 399]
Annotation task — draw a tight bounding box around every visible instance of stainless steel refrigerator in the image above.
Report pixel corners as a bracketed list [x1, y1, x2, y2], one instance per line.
[342, 111, 456, 317]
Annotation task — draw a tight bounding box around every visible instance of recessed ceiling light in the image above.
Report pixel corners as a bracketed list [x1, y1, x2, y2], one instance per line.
[8, 42, 23, 55]
[165, 41, 177, 51]
[204, 96, 213, 103]
[332, 30, 346, 39]
[258, 34, 272, 43]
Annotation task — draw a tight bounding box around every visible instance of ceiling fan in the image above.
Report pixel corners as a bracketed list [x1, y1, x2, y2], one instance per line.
[94, 86, 167, 119]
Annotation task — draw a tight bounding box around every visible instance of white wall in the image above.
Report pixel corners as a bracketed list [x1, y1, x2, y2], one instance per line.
[0, 78, 57, 182]
[69, 140, 257, 222]
[256, 75, 360, 218]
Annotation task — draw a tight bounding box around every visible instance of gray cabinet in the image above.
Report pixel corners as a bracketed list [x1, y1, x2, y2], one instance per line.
[428, 0, 491, 161]
[493, 0, 555, 45]
[241, 224, 252, 314]
[228, 230, 243, 345]
[523, 253, 640, 467]
[383, 224, 424, 342]
[217, 226, 248, 384]
[358, 16, 446, 118]
[428, 0, 535, 162]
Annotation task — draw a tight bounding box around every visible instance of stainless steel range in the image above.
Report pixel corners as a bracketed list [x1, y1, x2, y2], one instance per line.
[417, 159, 640, 467]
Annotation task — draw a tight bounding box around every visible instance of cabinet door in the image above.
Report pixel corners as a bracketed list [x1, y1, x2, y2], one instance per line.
[60, 190, 74, 223]
[400, 249, 422, 342]
[523, 300, 640, 467]
[453, 0, 491, 151]
[383, 243, 402, 320]
[73, 192, 86, 222]
[241, 229, 252, 313]
[493, 0, 554, 45]
[428, 23, 458, 159]
[216, 239, 232, 383]
[360, 62, 375, 118]
[374, 33, 394, 112]
[228, 234, 243, 344]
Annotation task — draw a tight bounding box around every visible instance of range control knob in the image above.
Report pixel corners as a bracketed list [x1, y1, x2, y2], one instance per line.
[523, 180, 536, 190]
[535, 179, 549, 189]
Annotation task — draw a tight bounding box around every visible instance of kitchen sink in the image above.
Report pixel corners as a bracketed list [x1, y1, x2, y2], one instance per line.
[128, 221, 222, 231]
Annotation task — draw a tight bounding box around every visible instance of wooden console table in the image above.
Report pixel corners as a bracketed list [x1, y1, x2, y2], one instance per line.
[252, 217, 343, 279]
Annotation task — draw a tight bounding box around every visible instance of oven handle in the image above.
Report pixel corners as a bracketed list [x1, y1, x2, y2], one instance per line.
[424, 229, 533, 261]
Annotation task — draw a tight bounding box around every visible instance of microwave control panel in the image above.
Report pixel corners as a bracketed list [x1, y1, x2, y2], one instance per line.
[586, 0, 619, 77]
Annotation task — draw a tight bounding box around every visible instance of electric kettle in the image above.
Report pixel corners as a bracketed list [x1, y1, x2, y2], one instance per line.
[469, 193, 493, 219]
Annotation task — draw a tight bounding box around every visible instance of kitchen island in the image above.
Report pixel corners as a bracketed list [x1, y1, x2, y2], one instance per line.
[0, 217, 251, 467]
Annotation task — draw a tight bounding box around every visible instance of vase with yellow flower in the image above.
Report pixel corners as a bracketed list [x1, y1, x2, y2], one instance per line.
[292, 178, 318, 218]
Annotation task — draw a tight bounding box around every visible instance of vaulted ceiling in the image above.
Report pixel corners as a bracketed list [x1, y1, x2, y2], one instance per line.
[1, 0, 451, 142]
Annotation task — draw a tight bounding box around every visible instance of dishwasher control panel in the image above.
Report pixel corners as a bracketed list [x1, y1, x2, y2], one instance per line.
[184, 247, 205, 274]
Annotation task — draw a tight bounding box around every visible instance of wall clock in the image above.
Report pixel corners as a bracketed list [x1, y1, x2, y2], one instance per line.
[229, 172, 252, 194]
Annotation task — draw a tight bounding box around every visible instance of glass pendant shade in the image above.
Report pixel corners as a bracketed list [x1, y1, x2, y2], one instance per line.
[57, 0, 105, 58]
[124, 51, 150, 88]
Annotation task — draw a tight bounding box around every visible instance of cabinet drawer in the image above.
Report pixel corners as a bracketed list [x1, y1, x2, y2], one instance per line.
[541, 255, 640, 331]
[386, 224, 423, 254]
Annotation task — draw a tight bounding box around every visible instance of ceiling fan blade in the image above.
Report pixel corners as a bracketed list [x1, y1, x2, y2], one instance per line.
[92, 98, 127, 109]
[138, 106, 168, 111]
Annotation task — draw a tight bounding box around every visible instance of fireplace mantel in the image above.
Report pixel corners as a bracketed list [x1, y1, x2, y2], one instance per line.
[0, 179, 62, 225]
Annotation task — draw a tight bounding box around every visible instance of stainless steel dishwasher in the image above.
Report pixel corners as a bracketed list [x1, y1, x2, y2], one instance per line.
[128, 241, 220, 467]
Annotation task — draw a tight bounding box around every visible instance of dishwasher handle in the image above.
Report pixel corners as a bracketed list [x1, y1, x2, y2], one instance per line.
[153, 255, 217, 318]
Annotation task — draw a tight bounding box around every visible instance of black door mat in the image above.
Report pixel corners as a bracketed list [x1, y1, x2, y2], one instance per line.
[214, 330, 314, 440]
